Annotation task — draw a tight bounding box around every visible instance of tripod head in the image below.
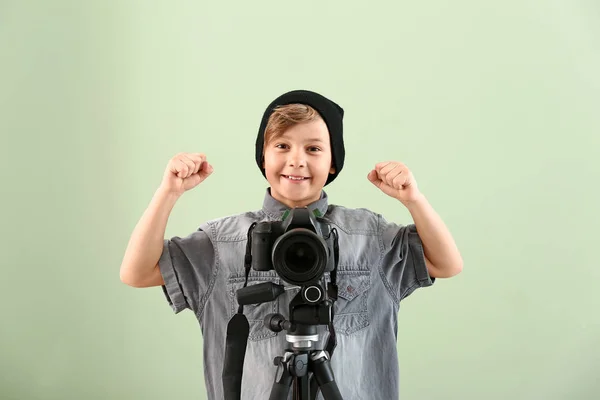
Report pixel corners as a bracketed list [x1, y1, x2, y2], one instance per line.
[237, 277, 334, 333]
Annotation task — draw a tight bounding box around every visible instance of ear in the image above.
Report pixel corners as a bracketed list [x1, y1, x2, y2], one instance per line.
[329, 166, 336, 174]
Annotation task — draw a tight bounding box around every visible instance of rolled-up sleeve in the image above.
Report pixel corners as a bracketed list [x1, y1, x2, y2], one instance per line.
[158, 228, 215, 315]
[379, 215, 435, 304]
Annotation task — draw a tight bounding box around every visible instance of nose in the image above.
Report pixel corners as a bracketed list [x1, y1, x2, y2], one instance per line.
[287, 148, 306, 168]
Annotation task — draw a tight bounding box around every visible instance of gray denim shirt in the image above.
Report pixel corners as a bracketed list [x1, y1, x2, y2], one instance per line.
[159, 189, 434, 400]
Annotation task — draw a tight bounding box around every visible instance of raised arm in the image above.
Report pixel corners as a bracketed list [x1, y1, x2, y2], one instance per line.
[119, 152, 214, 287]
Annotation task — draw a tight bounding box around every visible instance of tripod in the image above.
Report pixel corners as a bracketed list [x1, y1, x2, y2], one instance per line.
[265, 315, 343, 400]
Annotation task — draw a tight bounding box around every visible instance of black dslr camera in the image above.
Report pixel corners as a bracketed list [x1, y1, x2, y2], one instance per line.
[251, 207, 336, 286]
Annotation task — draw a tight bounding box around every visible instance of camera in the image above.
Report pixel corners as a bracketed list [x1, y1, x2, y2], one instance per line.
[251, 207, 335, 286]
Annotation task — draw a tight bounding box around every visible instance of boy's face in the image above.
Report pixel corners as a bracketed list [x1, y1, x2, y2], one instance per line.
[263, 117, 335, 209]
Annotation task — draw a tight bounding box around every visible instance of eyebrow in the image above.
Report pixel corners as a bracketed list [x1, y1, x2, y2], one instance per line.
[280, 136, 325, 143]
[305, 138, 324, 143]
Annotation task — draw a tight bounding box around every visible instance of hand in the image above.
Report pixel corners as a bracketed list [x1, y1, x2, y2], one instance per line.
[160, 152, 213, 196]
[367, 161, 422, 205]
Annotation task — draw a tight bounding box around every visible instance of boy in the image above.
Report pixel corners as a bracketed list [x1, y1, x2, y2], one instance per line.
[120, 89, 463, 400]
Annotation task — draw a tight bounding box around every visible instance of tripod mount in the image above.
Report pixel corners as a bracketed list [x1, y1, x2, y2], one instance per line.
[265, 308, 343, 400]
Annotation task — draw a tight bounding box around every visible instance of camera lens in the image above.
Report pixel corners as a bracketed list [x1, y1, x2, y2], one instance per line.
[285, 242, 316, 273]
[272, 229, 328, 285]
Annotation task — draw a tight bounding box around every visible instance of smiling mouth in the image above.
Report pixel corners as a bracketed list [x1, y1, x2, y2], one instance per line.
[282, 175, 310, 181]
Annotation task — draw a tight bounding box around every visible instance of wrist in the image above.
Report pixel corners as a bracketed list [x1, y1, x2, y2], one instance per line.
[399, 192, 428, 211]
[154, 186, 183, 204]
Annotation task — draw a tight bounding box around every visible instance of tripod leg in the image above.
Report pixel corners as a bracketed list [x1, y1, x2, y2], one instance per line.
[269, 356, 293, 400]
[297, 374, 310, 400]
[309, 375, 319, 400]
[311, 352, 343, 400]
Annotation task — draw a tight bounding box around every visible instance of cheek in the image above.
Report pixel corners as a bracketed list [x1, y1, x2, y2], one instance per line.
[263, 155, 281, 177]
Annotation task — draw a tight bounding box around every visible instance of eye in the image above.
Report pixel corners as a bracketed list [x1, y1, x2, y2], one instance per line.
[308, 146, 321, 152]
[275, 143, 288, 149]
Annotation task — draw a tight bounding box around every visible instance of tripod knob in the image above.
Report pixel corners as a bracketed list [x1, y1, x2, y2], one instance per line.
[264, 313, 291, 332]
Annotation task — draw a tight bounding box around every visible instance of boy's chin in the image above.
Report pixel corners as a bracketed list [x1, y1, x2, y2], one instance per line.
[270, 185, 322, 206]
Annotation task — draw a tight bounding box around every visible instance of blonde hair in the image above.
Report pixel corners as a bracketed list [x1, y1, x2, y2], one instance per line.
[263, 104, 322, 147]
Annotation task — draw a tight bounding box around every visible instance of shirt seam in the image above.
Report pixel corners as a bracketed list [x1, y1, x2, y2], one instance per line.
[165, 240, 191, 312]
[400, 282, 420, 300]
[376, 213, 401, 305]
[195, 221, 221, 320]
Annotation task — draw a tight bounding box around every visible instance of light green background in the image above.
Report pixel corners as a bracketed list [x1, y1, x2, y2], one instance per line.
[2, 1, 599, 399]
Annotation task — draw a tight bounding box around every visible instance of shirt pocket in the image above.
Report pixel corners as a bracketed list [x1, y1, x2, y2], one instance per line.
[329, 271, 370, 336]
[227, 274, 280, 342]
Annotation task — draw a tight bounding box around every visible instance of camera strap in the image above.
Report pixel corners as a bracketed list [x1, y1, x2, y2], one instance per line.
[325, 227, 339, 357]
[222, 222, 256, 400]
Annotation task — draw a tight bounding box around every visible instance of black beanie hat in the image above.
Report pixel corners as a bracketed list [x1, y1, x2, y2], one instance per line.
[255, 89, 345, 186]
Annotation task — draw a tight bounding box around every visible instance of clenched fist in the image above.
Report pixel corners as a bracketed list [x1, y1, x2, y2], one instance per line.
[160, 152, 213, 196]
[367, 161, 422, 205]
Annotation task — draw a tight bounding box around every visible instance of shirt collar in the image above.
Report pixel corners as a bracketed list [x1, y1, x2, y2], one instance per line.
[261, 188, 329, 220]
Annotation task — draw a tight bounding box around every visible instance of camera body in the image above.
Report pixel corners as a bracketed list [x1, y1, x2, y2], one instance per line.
[251, 207, 335, 286]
